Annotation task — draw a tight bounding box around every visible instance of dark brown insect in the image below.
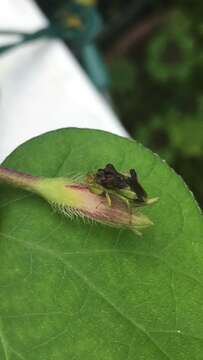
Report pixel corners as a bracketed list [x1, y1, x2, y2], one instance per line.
[127, 169, 147, 203]
[95, 163, 147, 203]
[95, 164, 128, 190]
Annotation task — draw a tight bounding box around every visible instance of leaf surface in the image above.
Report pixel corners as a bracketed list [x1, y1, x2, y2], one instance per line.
[0, 128, 202, 360]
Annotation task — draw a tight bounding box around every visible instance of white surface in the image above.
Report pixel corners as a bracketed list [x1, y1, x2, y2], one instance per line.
[0, 0, 127, 163]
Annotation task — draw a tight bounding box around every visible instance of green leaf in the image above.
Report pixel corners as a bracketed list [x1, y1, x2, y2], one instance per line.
[0, 128, 202, 359]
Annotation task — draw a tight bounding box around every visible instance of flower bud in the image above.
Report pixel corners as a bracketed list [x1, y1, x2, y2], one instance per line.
[32, 177, 155, 235]
[0, 166, 158, 235]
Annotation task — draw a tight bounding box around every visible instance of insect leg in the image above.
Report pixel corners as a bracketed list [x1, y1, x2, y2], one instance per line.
[105, 192, 112, 207]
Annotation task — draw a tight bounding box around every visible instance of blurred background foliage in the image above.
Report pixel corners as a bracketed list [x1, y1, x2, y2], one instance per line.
[36, 0, 203, 208]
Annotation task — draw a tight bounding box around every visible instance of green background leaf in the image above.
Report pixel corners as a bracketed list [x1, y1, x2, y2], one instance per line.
[0, 128, 202, 359]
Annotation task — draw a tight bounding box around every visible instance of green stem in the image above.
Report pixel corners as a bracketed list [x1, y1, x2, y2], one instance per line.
[0, 167, 75, 205]
[0, 26, 76, 55]
[0, 29, 28, 36]
[0, 167, 40, 192]
[0, 27, 53, 55]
